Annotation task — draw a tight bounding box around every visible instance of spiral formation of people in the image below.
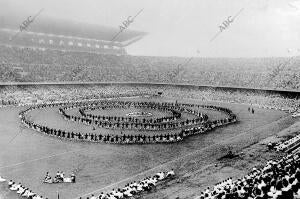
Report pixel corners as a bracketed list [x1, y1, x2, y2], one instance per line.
[19, 100, 237, 144]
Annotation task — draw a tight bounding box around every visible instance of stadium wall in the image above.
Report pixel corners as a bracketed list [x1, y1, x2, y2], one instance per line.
[0, 81, 299, 99]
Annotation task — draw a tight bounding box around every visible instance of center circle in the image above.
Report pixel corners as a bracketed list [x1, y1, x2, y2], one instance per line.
[126, 111, 153, 117]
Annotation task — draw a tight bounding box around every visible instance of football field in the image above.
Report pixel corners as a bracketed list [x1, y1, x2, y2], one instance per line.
[0, 97, 295, 199]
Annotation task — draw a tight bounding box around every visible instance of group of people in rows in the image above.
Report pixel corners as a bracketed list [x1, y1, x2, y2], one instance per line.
[0, 178, 48, 199]
[19, 100, 236, 144]
[79, 104, 183, 124]
[1, 82, 299, 116]
[273, 133, 300, 152]
[0, 84, 152, 108]
[61, 100, 208, 131]
[197, 152, 300, 199]
[44, 171, 76, 183]
[162, 87, 300, 113]
[80, 170, 175, 199]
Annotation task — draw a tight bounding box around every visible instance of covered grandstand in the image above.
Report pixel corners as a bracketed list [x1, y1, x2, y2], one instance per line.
[0, 14, 147, 55]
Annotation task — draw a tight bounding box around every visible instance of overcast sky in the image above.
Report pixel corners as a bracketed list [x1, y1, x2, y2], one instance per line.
[0, 0, 300, 57]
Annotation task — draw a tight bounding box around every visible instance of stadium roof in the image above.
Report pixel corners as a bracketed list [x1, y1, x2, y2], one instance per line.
[0, 15, 147, 44]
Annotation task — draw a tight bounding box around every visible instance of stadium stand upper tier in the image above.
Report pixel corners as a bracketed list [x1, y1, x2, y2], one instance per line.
[0, 14, 146, 55]
[0, 43, 299, 91]
[0, 13, 299, 91]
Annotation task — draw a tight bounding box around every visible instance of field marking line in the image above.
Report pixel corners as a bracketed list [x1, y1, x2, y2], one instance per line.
[0, 148, 85, 171]
[0, 96, 146, 171]
[1, 99, 286, 174]
[76, 114, 290, 198]
[1, 99, 289, 197]
[2, 104, 162, 172]
[6, 126, 24, 145]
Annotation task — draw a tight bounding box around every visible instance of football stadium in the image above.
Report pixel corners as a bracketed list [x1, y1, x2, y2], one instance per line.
[0, 1, 300, 199]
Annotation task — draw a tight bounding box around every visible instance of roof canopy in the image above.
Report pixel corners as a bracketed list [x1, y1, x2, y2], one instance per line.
[0, 15, 147, 43]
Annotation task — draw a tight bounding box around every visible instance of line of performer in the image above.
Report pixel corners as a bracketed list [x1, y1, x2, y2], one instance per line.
[19, 100, 237, 145]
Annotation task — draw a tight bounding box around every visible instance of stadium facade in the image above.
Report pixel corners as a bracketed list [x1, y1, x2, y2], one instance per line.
[0, 15, 146, 55]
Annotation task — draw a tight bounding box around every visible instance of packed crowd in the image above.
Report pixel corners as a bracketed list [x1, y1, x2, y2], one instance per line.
[0, 177, 47, 199]
[0, 84, 152, 106]
[158, 86, 300, 113]
[79, 103, 183, 124]
[60, 101, 207, 131]
[0, 45, 299, 90]
[0, 84, 298, 115]
[196, 151, 300, 199]
[274, 133, 300, 152]
[80, 170, 175, 199]
[19, 101, 236, 144]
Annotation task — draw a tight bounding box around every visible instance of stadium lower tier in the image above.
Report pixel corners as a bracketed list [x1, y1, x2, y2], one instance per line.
[197, 151, 300, 199]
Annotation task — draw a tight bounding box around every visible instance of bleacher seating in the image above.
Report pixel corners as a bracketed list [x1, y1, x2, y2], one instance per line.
[0, 84, 299, 114]
[275, 133, 300, 152]
[83, 170, 175, 199]
[196, 152, 300, 199]
[0, 45, 299, 90]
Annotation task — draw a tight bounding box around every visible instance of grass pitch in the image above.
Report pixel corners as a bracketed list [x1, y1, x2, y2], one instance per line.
[0, 96, 296, 199]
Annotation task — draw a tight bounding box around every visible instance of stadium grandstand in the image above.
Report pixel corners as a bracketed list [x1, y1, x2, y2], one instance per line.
[0, 42, 299, 90]
[0, 13, 299, 91]
[0, 14, 146, 55]
[0, 1, 300, 199]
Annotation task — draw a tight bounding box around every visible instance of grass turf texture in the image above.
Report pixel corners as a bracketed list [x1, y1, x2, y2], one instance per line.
[0, 96, 297, 199]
